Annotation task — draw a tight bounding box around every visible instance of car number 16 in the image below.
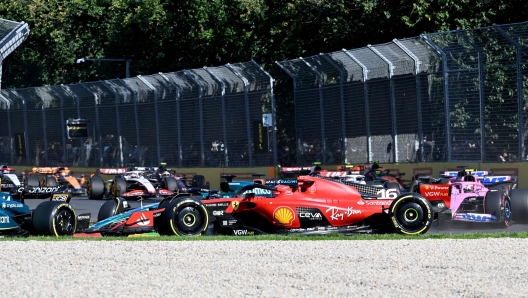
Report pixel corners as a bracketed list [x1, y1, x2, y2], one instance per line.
[376, 188, 399, 199]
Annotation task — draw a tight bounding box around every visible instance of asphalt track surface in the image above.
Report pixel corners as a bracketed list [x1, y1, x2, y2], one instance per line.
[24, 195, 528, 235]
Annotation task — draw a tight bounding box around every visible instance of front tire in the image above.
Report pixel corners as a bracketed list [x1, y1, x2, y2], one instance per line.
[111, 177, 127, 199]
[97, 198, 127, 222]
[45, 176, 58, 187]
[484, 190, 511, 227]
[32, 201, 77, 236]
[159, 197, 209, 236]
[389, 194, 433, 235]
[87, 175, 105, 200]
[510, 188, 528, 224]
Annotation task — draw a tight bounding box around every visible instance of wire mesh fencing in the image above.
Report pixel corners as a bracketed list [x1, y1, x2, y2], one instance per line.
[0, 60, 275, 168]
[277, 21, 528, 164]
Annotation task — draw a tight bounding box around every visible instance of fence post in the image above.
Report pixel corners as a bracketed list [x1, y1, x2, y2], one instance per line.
[101, 81, 122, 167]
[119, 79, 142, 166]
[275, 61, 299, 165]
[343, 49, 370, 162]
[183, 70, 205, 167]
[226, 64, 253, 166]
[321, 53, 347, 164]
[159, 73, 183, 167]
[41, 98, 48, 165]
[11, 91, 29, 164]
[394, 39, 424, 162]
[137, 75, 161, 165]
[203, 67, 228, 166]
[48, 86, 68, 166]
[368, 45, 397, 163]
[0, 94, 13, 164]
[252, 59, 277, 168]
[460, 32, 485, 162]
[300, 57, 326, 164]
[494, 24, 525, 161]
[421, 34, 452, 161]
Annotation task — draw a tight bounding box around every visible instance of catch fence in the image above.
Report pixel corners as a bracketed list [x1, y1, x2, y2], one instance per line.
[0, 61, 276, 168]
[276, 21, 528, 165]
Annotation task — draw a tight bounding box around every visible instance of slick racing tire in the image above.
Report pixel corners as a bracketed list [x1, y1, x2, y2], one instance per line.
[155, 197, 175, 235]
[45, 176, 58, 187]
[97, 198, 127, 222]
[192, 175, 206, 188]
[87, 175, 105, 200]
[111, 177, 127, 199]
[163, 177, 178, 192]
[385, 182, 401, 195]
[407, 180, 420, 193]
[25, 175, 40, 187]
[389, 193, 433, 235]
[510, 188, 528, 224]
[32, 201, 77, 236]
[159, 197, 209, 236]
[484, 191, 511, 227]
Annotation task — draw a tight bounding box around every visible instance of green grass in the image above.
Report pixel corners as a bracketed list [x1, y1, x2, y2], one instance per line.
[3, 231, 528, 241]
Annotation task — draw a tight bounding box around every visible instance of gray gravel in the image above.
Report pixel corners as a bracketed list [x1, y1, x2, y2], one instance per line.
[1, 238, 527, 297]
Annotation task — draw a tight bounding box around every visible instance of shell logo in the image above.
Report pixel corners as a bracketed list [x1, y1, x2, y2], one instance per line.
[273, 206, 295, 225]
[425, 185, 430, 190]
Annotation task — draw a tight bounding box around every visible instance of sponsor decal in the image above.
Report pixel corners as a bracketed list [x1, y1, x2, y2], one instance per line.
[273, 206, 295, 225]
[326, 206, 362, 221]
[455, 213, 495, 222]
[233, 229, 254, 236]
[52, 194, 69, 201]
[357, 200, 365, 205]
[77, 215, 91, 220]
[136, 213, 151, 226]
[424, 192, 448, 197]
[2, 202, 23, 209]
[483, 176, 511, 183]
[242, 188, 272, 195]
[212, 210, 224, 216]
[298, 212, 322, 220]
[0, 216, 10, 223]
[99, 168, 127, 175]
[231, 201, 239, 211]
[17, 186, 62, 194]
[437, 203, 446, 208]
[424, 185, 449, 190]
[365, 201, 392, 206]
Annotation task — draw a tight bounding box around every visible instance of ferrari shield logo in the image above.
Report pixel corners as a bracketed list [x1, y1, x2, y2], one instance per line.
[232, 201, 239, 210]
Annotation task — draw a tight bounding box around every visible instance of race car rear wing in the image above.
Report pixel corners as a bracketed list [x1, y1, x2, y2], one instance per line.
[10, 185, 72, 204]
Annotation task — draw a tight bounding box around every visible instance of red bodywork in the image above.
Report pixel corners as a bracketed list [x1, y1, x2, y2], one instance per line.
[418, 184, 451, 208]
[205, 175, 393, 229]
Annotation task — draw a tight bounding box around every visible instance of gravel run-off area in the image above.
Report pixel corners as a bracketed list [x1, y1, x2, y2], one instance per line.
[1, 238, 528, 297]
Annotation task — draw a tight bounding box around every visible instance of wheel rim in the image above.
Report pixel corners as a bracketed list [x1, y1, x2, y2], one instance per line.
[504, 200, 511, 226]
[87, 181, 92, 196]
[175, 205, 203, 234]
[397, 202, 424, 229]
[55, 209, 74, 235]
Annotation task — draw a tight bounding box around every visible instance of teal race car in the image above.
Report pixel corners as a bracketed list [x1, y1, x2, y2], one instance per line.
[0, 186, 90, 237]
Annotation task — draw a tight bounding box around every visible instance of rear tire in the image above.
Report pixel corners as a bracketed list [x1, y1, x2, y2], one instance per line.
[163, 177, 178, 192]
[111, 177, 127, 199]
[386, 182, 401, 195]
[159, 197, 209, 236]
[484, 190, 511, 227]
[87, 175, 105, 200]
[389, 193, 433, 235]
[192, 175, 206, 188]
[32, 201, 77, 236]
[407, 180, 420, 193]
[25, 175, 40, 187]
[45, 176, 58, 187]
[510, 188, 528, 224]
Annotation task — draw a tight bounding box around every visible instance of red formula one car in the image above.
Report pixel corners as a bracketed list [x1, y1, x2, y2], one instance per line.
[78, 174, 435, 237]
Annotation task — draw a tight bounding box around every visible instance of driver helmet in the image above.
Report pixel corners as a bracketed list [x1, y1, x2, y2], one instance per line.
[162, 171, 170, 177]
[129, 173, 139, 178]
[463, 184, 474, 193]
